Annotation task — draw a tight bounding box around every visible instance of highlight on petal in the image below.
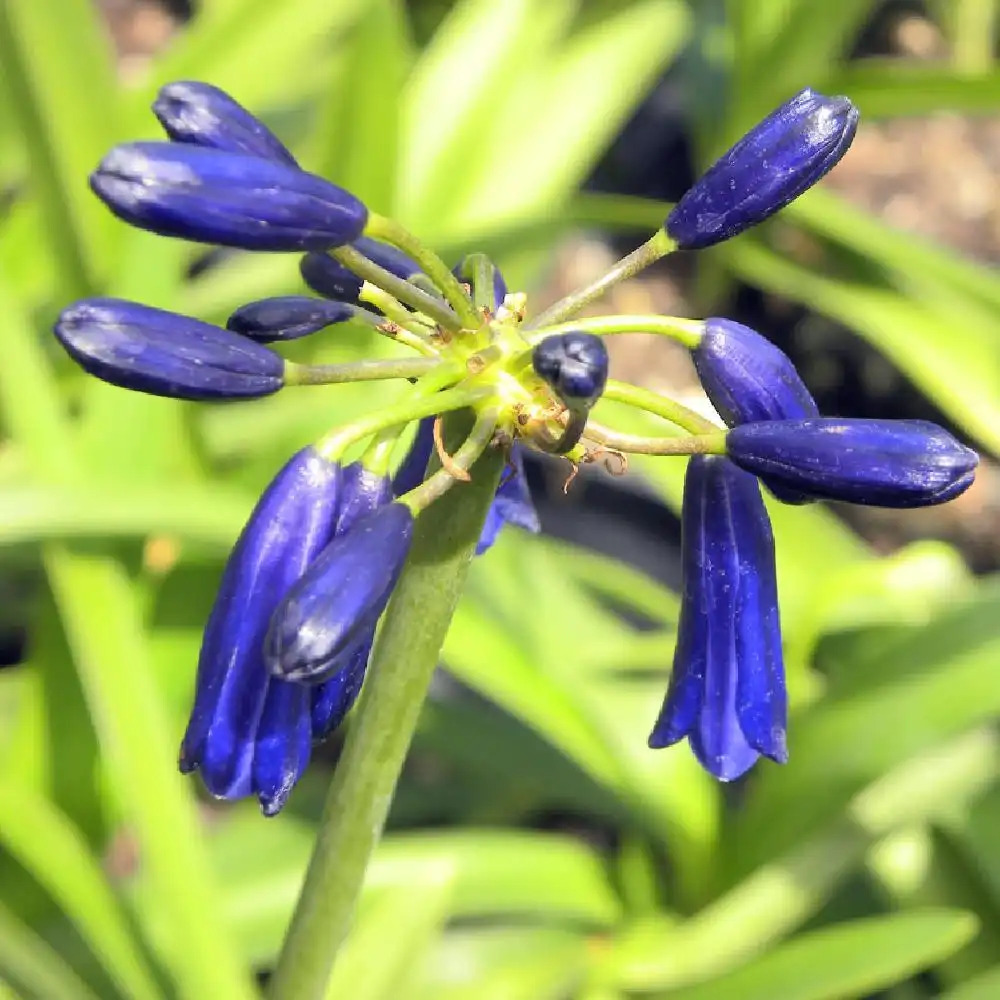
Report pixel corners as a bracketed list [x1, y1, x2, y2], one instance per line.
[152, 80, 297, 166]
[649, 455, 786, 781]
[91, 141, 368, 252]
[666, 89, 859, 249]
[226, 296, 356, 342]
[265, 502, 414, 683]
[54, 297, 284, 400]
[727, 418, 979, 508]
[180, 447, 341, 810]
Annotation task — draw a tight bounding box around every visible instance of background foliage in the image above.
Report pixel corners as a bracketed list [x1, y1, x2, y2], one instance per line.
[0, 0, 999, 997]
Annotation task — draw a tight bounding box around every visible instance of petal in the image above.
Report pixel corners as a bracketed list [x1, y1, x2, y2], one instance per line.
[252, 678, 312, 816]
[227, 296, 355, 342]
[476, 445, 540, 556]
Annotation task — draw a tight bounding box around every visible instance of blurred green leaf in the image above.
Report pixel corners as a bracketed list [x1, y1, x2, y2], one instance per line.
[943, 964, 1000, 1000]
[325, 879, 453, 1000]
[661, 909, 978, 1000]
[0, 782, 163, 1000]
[830, 63, 1000, 116]
[0, 899, 101, 1000]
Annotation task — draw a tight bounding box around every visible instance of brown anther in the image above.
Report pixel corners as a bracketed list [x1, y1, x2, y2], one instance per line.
[562, 460, 581, 494]
[377, 321, 402, 339]
[433, 415, 471, 481]
[466, 355, 486, 374]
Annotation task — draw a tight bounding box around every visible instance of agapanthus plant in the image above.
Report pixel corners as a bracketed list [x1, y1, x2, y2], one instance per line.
[54, 81, 978, 999]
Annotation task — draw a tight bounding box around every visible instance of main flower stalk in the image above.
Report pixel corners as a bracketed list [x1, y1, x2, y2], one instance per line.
[267, 414, 504, 1000]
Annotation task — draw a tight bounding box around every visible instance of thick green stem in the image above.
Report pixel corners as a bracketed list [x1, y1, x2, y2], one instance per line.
[525, 230, 676, 330]
[267, 413, 505, 1000]
[603, 379, 721, 436]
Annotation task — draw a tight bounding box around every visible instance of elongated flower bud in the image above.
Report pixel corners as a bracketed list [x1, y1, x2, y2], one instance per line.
[152, 81, 297, 166]
[727, 418, 978, 507]
[532, 332, 609, 406]
[649, 456, 786, 780]
[227, 296, 355, 342]
[180, 447, 341, 814]
[54, 297, 284, 400]
[477, 444, 540, 556]
[91, 142, 367, 251]
[310, 463, 393, 740]
[354, 235, 422, 281]
[693, 317, 818, 504]
[666, 89, 859, 250]
[265, 502, 414, 683]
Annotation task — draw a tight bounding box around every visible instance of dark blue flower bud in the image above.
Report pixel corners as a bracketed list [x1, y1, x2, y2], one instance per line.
[666, 89, 859, 250]
[476, 444, 540, 556]
[532, 332, 609, 406]
[299, 252, 365, 304]
[54, 297, 284, 400]
[152, 81, 297, 166]
[310, 462, 393, 741]
[452, 256, 508, 311]
[180, 447, 341, 813]
[727, 418, 978, 508]
[694, 317, 819, 504]
[226, 296, 355, 342]
[649, 456, 786, 781]
[265, 502, 414, 683]
[91, 142, 367, 252]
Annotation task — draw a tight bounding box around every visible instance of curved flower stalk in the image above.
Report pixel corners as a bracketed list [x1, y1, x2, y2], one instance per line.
[52, 80, 980, 1000]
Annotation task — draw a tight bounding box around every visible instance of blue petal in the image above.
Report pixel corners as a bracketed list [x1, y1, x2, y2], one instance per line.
[227, 296, 355, 342]
[393, 418, 435, 496]
[252, 678, 312, 816]
[180, 447, 340, 800]
[476, 445, 540, 556]
[649, 456, 786, 781]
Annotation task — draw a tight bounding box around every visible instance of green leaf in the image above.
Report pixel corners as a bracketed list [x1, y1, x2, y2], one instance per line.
[0, 899, 102, 1000]
[830, 63, 1000, 117]
[0, 0, 118, 295]
[0, 782, 163, 1000]
[660, 910, 979, 1000]
[324, 879, 453, 1000]
[942, 964, 1000, 1000]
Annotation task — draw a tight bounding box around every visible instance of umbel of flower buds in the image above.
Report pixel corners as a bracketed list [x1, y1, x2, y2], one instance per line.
[53, 78, 983, 810]
[666, 89, 859, 249]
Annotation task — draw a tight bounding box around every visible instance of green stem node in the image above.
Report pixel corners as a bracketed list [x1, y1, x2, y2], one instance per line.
[266, 413, 505, 1000]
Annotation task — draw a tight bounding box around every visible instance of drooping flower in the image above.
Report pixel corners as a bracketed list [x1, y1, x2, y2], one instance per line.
[649, 455, 786, 781]
[692, 317, 818, 504]
[226, 296, 357, 342]
[54, 297, 285, 400]
[266, 502, 414, 683]
[90, 142, 368, 252]
[727, 418, 978, 507]
[180, 447, 341, 814]
[152, 80, 298, 166]
[666, 89, 859, 250]
[309, 462, 393, 740]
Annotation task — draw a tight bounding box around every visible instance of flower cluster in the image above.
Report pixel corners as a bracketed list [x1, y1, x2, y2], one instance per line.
[54, 81, 978, 809]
